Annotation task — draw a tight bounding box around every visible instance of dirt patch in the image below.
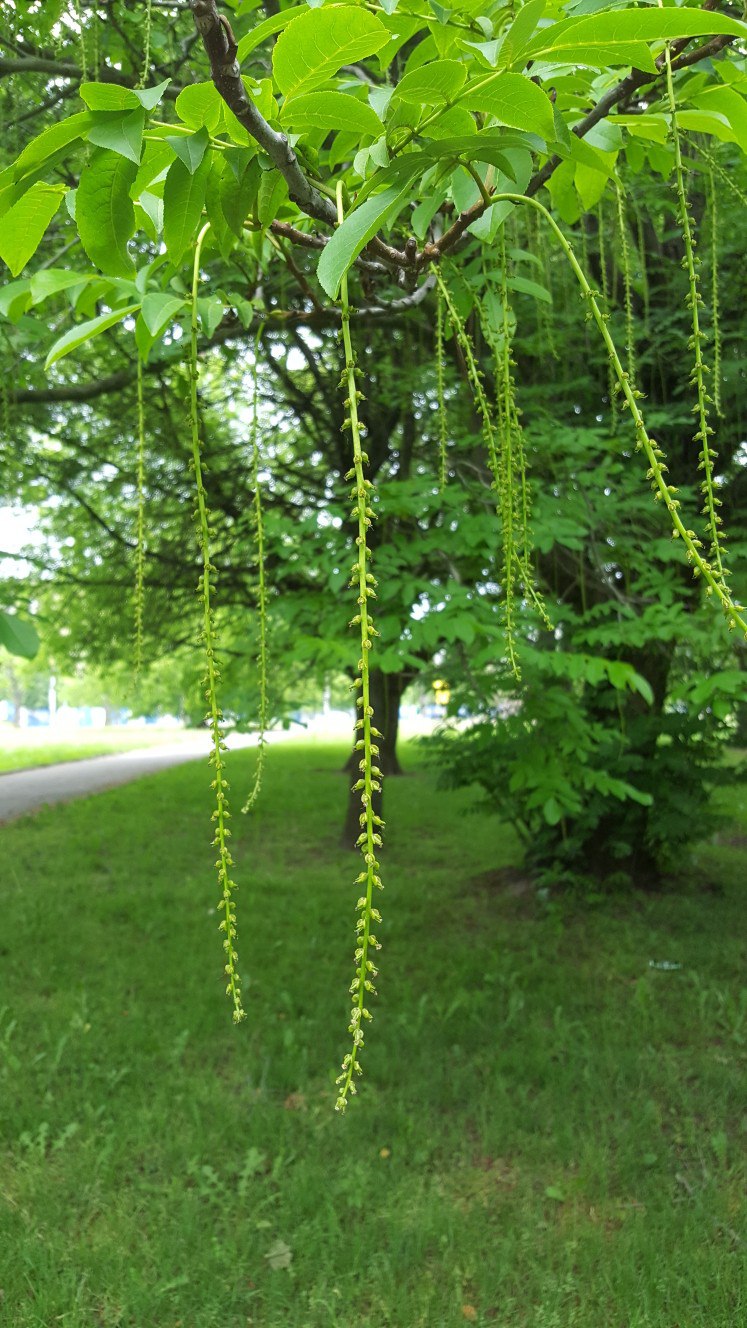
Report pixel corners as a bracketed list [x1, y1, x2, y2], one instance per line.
[468, 866, 535, 898]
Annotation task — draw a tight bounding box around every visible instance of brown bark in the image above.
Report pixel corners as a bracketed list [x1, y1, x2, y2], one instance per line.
[340, 669, 407, 849]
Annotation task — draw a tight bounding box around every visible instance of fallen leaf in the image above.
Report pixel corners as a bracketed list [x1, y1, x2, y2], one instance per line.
[462, 1306, 478, 1321]
[283, 1093, 306, 1111]
[545, 1185, 565, 1202]
[379, 1147, 391, 1159]
[265, 1239, 293, 1271]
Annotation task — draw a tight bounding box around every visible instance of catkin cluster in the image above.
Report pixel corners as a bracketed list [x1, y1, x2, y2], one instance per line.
[190, 223, 245, 1023]
[664, 48, 727, 587]
[335, 188, 384, 1113]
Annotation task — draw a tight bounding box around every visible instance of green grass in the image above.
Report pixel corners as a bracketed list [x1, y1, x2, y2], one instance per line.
[0, 727, 198, 773]
[0, 743, 744, 1327]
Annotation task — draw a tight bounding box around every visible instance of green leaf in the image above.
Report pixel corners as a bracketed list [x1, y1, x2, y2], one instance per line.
[162, 153, 211, 267]
[422, 105, 477, 140]
[0, 280, 31, 321]
[80, 82, 140, 111]
[623, 783, 654, 808]
[0, 183, 65, 277]
[204, 156, 237, 259]
[0, 610, 40, 660]
[691, 86, 747, 155]
[675, 110, 734, 145]
[197, 294, 224, 338]
[79, 80, 162, 124]
[392, 59, 467, 107]
[542, 798, 563, 827]
[134, 79, 171, 111]
[131, 138, 175, 196]
[317, 184, 409, 299]
[281, 91, 383, 138]
[87, 108, 146, 164]
[499, 0, 546, 69]
[8, 112, 91, 188]
[606, 660, 639, 693]
[76, 149, 138, 278]
[29, 269, 98, 303]
[574, 161, 608, 210]
[412, 192, 444, 239]
[236, 7, 305, 62]
[136, 190, 164, 237]
[544, 1185, 565, 1202]
[257, 169, 289, 227]
[141, 292, 187, 340]
[461, 73, 555, 140]
[508, 274, 551, 303]
[44, 302, 140, 370]
[627, 671, 654, 707]
[166, 127, 210, 175]
[175, 82, 223, 133]
[524, 8, 747, 72]
[273, 6, 389, 98]
[219, 155, 261, 236]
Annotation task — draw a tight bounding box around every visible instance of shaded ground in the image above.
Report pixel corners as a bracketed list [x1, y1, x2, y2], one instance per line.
[0, 743, 744, 1327]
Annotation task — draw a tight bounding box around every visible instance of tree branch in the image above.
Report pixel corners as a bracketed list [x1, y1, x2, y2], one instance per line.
[527, 20, 735, 197]
[430, 25, 739, 257]
[0, 54, 181, 96]
[189, 0, 338, 227]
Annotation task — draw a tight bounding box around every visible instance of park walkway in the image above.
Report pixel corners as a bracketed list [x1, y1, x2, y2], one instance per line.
[0, 733, 259, 823]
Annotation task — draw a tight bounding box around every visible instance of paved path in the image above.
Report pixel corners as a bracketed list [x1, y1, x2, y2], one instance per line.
[0, 733, 259, 824]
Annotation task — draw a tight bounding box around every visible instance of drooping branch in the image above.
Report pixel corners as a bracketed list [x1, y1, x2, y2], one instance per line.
[430, 29, 740, 259]
[527, 17, 735, 197]
[188, 0, 413, 273]
[189, 0, 338, 228]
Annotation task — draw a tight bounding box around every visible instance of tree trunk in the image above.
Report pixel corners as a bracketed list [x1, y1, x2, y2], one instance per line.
[340, 669, 407, 848]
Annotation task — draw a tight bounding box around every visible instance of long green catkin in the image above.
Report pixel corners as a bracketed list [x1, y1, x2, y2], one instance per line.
[495, 242, 550, 635]
[706, 166, 722, 419]
[72, 0, 88, 84]
[488, 192, 747, 637]
[615, 179, 637, 389]
[137, 0, 153, 89]
[435, 287, 448, 493]
[597, 199, 618, 436]
[430, 261, 539, 674]
[432, 265, 522, 676]
[335, 185, 384, 1113]
[663, 46, 726, 587]
[190, 222, 245, 1024]
[497, 244, 517, 670]
[533, 210, 559, 363]
[242, 325, 268, 815]
[632, 200, 651, 341]
[134, 356, 146, 674]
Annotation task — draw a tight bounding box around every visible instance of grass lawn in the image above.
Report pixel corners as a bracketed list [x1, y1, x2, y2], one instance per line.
[0, 727, 199, 774]
[0, 742, 744, 1327]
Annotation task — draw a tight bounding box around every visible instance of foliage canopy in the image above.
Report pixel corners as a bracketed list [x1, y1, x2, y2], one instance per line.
[2, 0, 747, 1101]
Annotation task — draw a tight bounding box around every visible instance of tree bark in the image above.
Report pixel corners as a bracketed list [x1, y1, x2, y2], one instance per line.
[340, 668, 407, 848]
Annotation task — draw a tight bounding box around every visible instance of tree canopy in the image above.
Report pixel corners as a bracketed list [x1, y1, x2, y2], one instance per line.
[2, 0, 747, 1103]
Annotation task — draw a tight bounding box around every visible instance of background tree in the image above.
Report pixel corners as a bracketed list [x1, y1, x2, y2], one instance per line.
[1, 0, 747, 1050]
